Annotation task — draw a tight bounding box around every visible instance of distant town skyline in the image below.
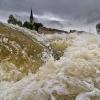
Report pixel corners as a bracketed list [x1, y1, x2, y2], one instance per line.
[0, 0, 99, 33]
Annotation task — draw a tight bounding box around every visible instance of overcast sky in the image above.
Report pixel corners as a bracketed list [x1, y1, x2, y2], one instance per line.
[0, 0, 100, 33]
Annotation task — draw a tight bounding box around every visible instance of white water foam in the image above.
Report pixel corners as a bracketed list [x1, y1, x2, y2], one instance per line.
[0, 30, 100, 100]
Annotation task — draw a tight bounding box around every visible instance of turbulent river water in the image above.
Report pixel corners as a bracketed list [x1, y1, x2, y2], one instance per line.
[0, 24, 100, 100]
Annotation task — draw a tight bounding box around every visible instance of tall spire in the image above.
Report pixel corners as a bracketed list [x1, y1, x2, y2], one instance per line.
[30, 8, 34, 24]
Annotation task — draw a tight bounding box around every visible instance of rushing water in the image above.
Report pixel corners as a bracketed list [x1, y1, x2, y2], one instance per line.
[0, 28, 100, 100]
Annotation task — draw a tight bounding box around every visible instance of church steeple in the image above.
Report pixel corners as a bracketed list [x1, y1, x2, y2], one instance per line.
[30, 8, 34, 24]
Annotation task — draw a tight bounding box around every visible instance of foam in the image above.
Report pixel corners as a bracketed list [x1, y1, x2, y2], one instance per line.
[0, 31, 100, 100]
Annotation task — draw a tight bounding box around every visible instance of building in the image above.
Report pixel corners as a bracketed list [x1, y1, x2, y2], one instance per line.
[30, 9, 34, 24]
[38, 27, 68, 34]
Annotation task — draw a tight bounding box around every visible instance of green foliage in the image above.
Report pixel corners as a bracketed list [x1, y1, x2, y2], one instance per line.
[96, 23, 100, 33]
[23, 22, 43, 31]
[17, 21, 22, 27]
[23, 21, 33, 30]
[7, 14, 43, 31]
[8, 15, 17, 25]
[8, 14, 23, 27]
[33, 23, 43, 31]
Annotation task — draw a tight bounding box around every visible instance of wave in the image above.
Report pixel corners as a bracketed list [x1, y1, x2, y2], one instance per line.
[0, 24, 100, 100]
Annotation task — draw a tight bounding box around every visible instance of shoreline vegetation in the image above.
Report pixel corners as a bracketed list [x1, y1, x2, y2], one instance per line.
[7, 10, 100, 34]
[7, 14, 69, 34]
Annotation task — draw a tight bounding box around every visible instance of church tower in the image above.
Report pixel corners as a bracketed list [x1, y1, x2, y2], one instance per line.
[30, 9, 34, 24]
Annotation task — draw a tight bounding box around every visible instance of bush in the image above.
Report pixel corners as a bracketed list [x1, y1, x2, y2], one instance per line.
[23, 21, 33, 30]
[96, 23, 100, 33]
[17, 21, 22, 27]
[33, 23, 43, 31]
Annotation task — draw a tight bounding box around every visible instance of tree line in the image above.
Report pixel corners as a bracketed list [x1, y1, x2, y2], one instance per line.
[7, 14, 43, 31]
[8, 14, 100, 34]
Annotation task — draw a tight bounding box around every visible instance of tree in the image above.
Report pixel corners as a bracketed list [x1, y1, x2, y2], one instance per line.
[8, 15, 17, 25]
[7, 14, 44, 31]
[23, 21, 33, 30]
[17, 21, 22, 27]
[33, 23, 43, 31]
[8, 14, 23, 27]
[96, 23, 100, 33]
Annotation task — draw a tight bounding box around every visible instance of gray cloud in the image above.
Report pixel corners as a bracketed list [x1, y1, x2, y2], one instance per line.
[0, 0, 100, 25]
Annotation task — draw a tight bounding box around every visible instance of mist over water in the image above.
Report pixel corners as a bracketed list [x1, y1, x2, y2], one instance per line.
[0, 24, 100, 100]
